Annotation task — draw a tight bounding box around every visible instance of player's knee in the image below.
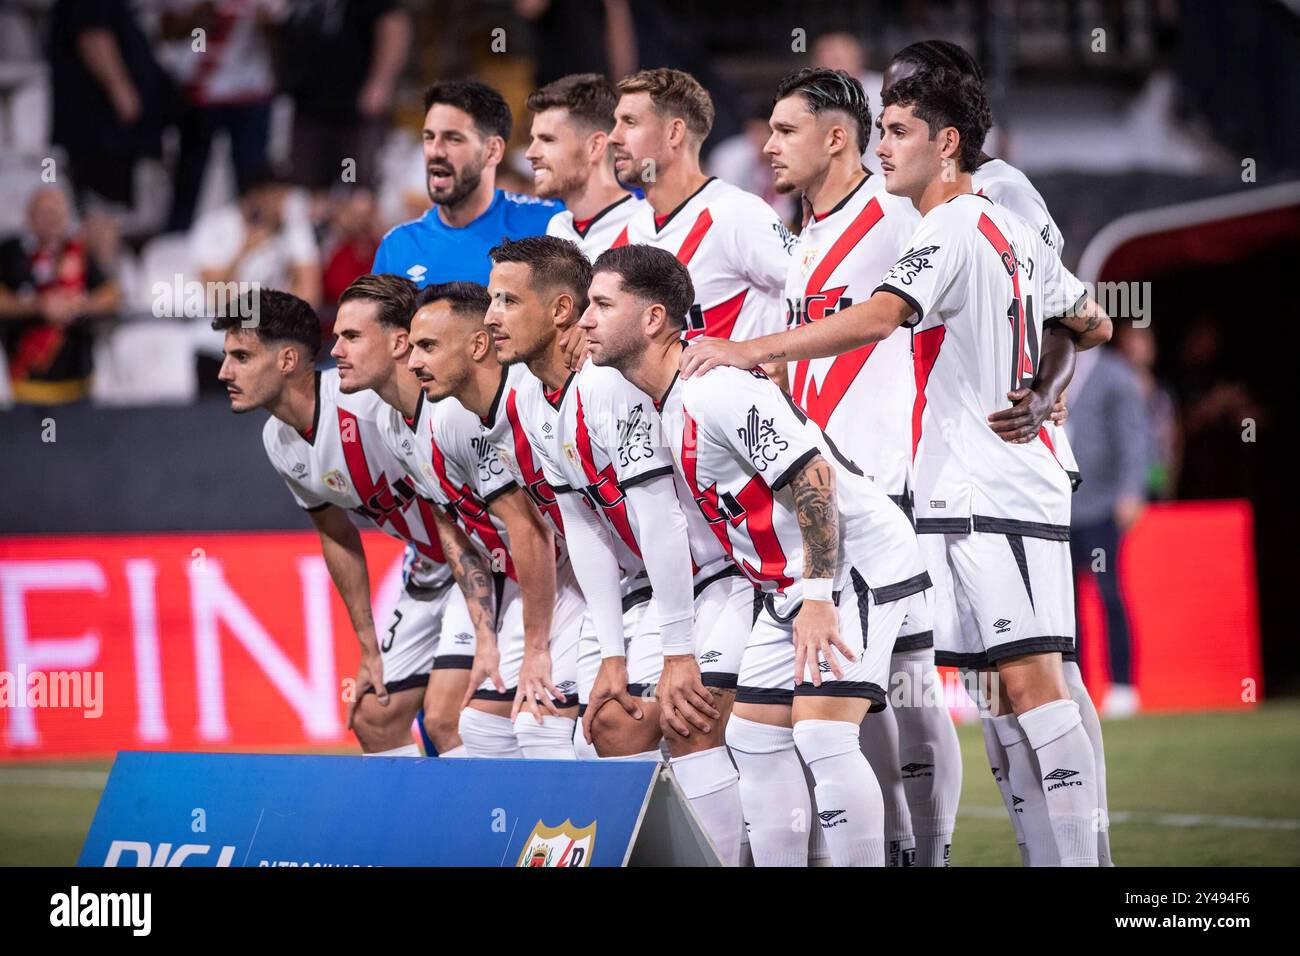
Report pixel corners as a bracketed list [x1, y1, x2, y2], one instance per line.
[352, 695, 406, 750]
[422, 709, 461, 753]
[590, 701, 659, 757]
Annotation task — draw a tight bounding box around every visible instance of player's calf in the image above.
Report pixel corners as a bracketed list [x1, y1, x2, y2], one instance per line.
[422, 667, 471, 756]
[353, 686, 426, 755]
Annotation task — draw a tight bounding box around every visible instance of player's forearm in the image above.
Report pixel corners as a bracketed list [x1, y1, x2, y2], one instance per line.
[1032, 324, 1079, 406]
[313, 523, 378, 654]
[557, 493, 627, 659]
[1055, 295, 1112, 351]
[788, 455, 840, 584]
[746, 292, 908, 366]
[496, 501, 557, 654]
[431, 508, 497, 639]
[624, 476, 694, 656]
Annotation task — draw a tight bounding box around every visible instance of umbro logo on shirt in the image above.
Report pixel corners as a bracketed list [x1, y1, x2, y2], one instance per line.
[406, 264, 427, 281]
[291, 462, 307, 477]
[994, 617, 1012, 634]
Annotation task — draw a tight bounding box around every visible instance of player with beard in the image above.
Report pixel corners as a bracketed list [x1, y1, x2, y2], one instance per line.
[765, 66, 963, 867]
[587, 244, 932, 866]
[215, 288, 498, 758]
[525, 73, 641, 259]
[881, 39, 1114, 867]
[609, 68, 794, 389]
[373, 80, 558, 287]
[682, 69, 1112, 866]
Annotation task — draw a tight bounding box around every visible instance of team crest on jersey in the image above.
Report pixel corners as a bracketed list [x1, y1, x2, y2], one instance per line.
[886, 244, 940, 286]
[516, 819, 596, 868]
[563, 442, 578, 463]
[322, 469, 349, 494]
[737, 405, 789, 472]
[799, 246, 820, 278]
[421, 461, 435, 482]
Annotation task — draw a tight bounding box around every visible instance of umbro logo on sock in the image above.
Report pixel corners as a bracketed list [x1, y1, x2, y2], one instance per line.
[993, 618, 1012, 634]
[901, 762, 934, 777]
[1044, 768, 1083, 791]
[1011, 794, 1025, 812]
[817, 810, 846, 829]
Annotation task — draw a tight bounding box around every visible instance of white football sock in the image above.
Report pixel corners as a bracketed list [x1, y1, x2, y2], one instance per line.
[362, 743, 420, 757]
[514, 714, 577, 760]
[1064, 661, 1113, 866]
[1017, 699, 1100, 867]
[980, 715, 1027, 863]
[793, 719, 885, 867]
[572, 716, 600, 760]
[892, 650, 962, 866]
[439, 744, 469, 758]
[994, 713, 1060, 866]
[726, 716, 810, 867]
[670, 746, 743, 867]
[858, 708, 915, 866]
[458, 708, 524, 758]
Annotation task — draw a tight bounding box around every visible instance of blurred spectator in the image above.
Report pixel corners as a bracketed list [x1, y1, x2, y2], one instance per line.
[158, 0, 280, 232]
[1065, 346, 1148, 716]
[516, 0, 637, 86]
[321, 187, 380, 315]
[49, 0, 171, 210]
[278, 1, 411, 200]
[1115, 323, 1181, 500]
[812, 31, 883, 173]
[707, 102, 783, 212]
[0, 188, 121, 404]
[190, 171, 321, 307]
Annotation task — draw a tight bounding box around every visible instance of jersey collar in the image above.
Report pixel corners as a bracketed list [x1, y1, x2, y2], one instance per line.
[428, 189, 504, 231]
[652, 177, 716, 233]
[572, 194, 633, 238]
[812, 169, 871, 223]
[297, 371, 322, 444]
[543, 371, 576, 410]
[481, 365, 509, 426]
[403, 390, 426, 433]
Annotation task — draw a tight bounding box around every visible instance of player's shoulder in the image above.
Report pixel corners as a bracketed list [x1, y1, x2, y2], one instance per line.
[501, 190, 563, 225]
[973, 158, 1039, 199]
[378, 209, 433, 246]
[575, 361, 647, 403]
[261, 412, 293, 458]
[545, 208, 575, 238]
[680, 363, 767, 407]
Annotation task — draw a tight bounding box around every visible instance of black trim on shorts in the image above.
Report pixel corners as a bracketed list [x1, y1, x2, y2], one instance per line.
[471, 687, 517, 702]
[762, 591, 803, 624]
[692, 564, 742, 598]
[888, 492, 914, 526]
[626, 682, 652, 699]
[894, 629, 934, 653]
[794, 679, 888, 713]
[1006, 534, 1035, 609]
[851, 568, 870, 652]
[622, 586, 653, 614]
[771, 447, 821, 493]
[872, 570, 932, 605]
[619, 465, 676, 490]
[934, 649, 989, 669]
[492, 571, 508, 629]
[916, 517, 971, 534]
[404, 579, 450, 600]
[1066, 470, 1082, 493]
[985, 636, 1075, 665]
[701, 671, 739, 690]
[736, 685, 793, 706]
[1062, 647, 1078, 663]
[361, 672, 430, 697]
[972, 515, 1071, 541]
[875, 284, 924, 328]
[481, 481, 520, 505]
[432, 655, 473, 670]
[577, 703, 587, 718]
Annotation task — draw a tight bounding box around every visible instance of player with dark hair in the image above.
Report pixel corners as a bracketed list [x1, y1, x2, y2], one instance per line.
[373, 79, 558, 286]
[214, 287, 497, 758]
[482, 235, 751, 865]
[882, 42, 1115, 867]
[766, 66, 963, 867]
[682, 68, 1112, 866]
[610, 68, 794, 389]
[588, 243, 931, 867]
[525, 73, 641, 259]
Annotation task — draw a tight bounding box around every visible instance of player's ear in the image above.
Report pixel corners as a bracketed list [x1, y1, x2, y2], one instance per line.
[470, 327, 492, 360]
[483, 134, 506, 168]
[278, 344, 299, 375]
[939, 125, 960, 163]
[667, 116, 687, 150]
[391, 328, 409, 359]
[552, 291, 573, 328]
[587, 130, 608, 164]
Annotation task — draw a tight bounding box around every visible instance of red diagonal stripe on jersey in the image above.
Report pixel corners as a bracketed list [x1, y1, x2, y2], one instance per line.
[911, 325, 946, 460]
[977, 212, 1031, 380]
[792, 197, 886, 427]
[336, 408, 443, 564]
[685, 288, 748, 341]
[680, 410, 792, 590]
[414, 497, 448, 563]
[675, 209, 714, 265]
[610, 226, 629, 249]
[575, 390, 643, 558]
[429, 433, 516, 579]
[506, 388, 564, 536]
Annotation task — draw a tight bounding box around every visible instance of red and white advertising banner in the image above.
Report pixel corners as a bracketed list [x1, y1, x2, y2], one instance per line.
[0, 502, 1262, 760]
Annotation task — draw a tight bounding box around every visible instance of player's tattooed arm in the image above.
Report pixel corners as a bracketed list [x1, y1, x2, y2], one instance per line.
[789, 454, 839, 581]
[431, 509, 496, 633]
[1054, 294, 1112, 350]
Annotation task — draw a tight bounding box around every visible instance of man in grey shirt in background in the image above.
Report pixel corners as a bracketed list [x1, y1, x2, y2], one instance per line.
[1066, 347, 1150, 717]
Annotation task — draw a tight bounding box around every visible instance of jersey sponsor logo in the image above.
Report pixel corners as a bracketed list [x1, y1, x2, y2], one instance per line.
[405, 264, 427, 281]
[470, 436, 505, 483]
[736, 405, 789, 473]
[886, 244, 940, 286]
[685, 288, 748, 340]
[772, 220, 795, 253]
[615, 403, 655, 466]
[515, 819, 596, 867]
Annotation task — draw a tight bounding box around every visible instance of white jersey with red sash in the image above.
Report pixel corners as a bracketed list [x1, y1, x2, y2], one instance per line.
[262, 369, 451, 590]
[546, 194, 640, 261]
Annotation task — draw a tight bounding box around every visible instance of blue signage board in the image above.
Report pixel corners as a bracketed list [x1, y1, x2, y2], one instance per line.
[78, 752, 659, 867]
